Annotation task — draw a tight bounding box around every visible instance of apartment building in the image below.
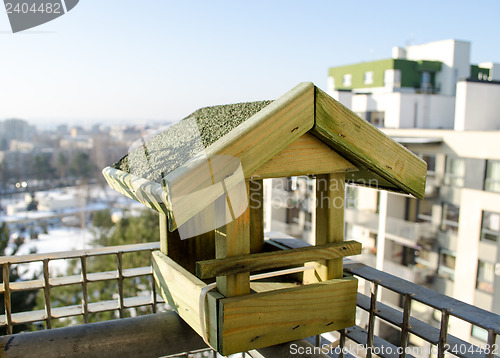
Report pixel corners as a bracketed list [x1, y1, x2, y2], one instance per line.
[268, 39, 500, 347]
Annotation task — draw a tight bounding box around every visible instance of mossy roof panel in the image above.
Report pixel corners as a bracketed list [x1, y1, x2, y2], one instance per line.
[113, 100, 272, 182]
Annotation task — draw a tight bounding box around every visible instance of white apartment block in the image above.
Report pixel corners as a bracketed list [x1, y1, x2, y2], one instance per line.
[268, 39, 500, 347]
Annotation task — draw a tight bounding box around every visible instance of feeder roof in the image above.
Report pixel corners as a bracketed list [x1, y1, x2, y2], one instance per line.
[103, 82, 426, 228]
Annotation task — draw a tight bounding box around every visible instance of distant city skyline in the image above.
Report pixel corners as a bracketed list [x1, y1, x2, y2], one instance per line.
[1, 1, 499, 126]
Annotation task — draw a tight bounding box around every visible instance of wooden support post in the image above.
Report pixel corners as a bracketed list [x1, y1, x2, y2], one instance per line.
[159, 212, 168, 255]
[215, 181, 251, 297]
[249, 179, 264, 254]
[304, 173, 345, 283]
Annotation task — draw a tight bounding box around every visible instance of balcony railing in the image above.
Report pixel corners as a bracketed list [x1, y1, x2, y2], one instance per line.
[0, 239, 499, 358]
[0, 242, 163, 334]
[345, 208, 437, 247]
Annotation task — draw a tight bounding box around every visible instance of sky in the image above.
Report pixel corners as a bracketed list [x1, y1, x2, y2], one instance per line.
[1, 1, 500, 128]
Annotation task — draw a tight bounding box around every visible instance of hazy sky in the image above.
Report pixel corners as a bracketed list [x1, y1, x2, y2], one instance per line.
[1, 1, 499, 127]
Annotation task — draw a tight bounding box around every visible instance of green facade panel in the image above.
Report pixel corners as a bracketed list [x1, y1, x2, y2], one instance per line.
[329, 58, 442, 91]
[470, 65, 490, 80]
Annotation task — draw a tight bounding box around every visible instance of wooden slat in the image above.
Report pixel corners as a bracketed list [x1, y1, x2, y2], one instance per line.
[215, 183, 251, 297]
[250, 281, 296, 293]
[102, 166, 168, 214]
[312, 87, 427, 199]
[165, 82, 315, 231]
[250, 133, 357, 179]
[218, 276, 357, 355]
[249, 179, 264, 254]
[196, 240, 361, 279]
[152, 250, 221, 348]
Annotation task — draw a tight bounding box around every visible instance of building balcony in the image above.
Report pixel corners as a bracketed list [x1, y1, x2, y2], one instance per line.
[0, 238, 498, 358]
[345, 208, 438, 248]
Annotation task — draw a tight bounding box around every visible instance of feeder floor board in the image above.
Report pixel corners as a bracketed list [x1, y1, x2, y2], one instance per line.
[152, 249, 357, 356]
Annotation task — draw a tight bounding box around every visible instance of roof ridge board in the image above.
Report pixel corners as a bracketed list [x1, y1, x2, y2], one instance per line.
[311, 86, 427, 199]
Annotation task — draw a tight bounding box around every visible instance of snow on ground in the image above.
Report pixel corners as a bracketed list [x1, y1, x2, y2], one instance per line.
[11, 227, 94, 279]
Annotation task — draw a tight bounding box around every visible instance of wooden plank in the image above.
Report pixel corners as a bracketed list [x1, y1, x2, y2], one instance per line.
[215, 182, 251, 297]
[159, 212, 168, 254]
[165, 82, 315, 231]
[152, 251, 221, 348]
[196, 240, 361, 279]
[312, 87, 427, 199]
[304, 173, 345, 283]
[250, 133, 357, 179]
[250, 281, 297, 293]
[249, 179, 264, 254]
[218, 276, 358, 355]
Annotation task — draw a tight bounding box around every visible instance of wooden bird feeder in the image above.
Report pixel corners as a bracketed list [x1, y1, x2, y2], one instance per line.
[102, 83, 426, 355]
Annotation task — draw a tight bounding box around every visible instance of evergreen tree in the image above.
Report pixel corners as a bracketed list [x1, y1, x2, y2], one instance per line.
[56, 152, 68, 179]
[31, 155, 54, 180]
[70, 152, 96, 180]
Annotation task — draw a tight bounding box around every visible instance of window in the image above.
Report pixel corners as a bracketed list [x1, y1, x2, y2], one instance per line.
[471, 326, 489, 342]
[421, 154, 436, 174]
[444, 157, 465, 187]
[342, 74, 352, 87]
[476, 260, 495, 293]
[364, 71, 374, 85]
[441, 203, 459, 232]
[367, 111, 384, 127]
[346, 186, 358, 209]
[438, 249, 456, 280]
[480, 211, 500, 242]
[484, 160, 500, 193]
[421, 71, 432, 91]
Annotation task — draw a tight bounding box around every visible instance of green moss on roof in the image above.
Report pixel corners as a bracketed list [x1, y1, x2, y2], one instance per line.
[113, 100, 273, 182]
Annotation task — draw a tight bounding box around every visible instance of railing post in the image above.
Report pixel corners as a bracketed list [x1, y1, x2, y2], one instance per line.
[117, 252, 124, 318]
[366, 281, 379, 358]
[42, 259, 52, 329]
[80, 255, 89, 323]
[438, 309, 450, 358]
[151, 249, 157, 314]
[400, 294, 412, 358]
[486, 329, 496, 358]
[3, 263, 12, 334]
[339, 328, 346, 358]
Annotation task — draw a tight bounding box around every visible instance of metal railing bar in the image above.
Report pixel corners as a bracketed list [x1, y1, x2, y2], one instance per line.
[151, 273, 157, 314]
[42, 259, 52, 329]
[1, 278, 44, 293]
[438, 309, 449, 358]
[366, 281, 378, 358]
[344, 261, 500, 334]
[304, 335, 357, 358]
[339, 328, 346, 358]
[345, 325, 416, 358]
[80, 255, 89, 324]
[356, 292, 493, 358]
[3, 264, 12, 334]
[0, 266, 149, 293]
[117, 252, 124, 319]
[400, 294, 412, 358]
[0, 242, 160, 265]
[487, 330, 496, 358]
